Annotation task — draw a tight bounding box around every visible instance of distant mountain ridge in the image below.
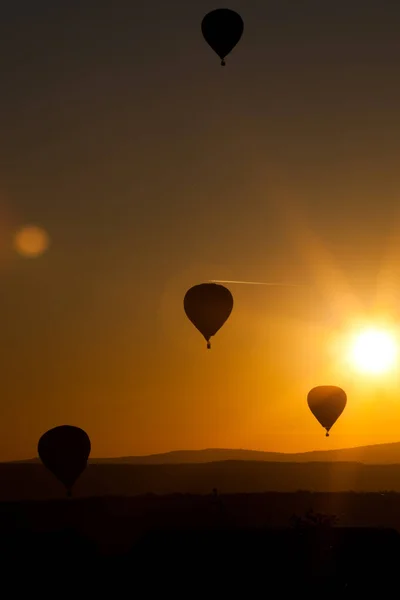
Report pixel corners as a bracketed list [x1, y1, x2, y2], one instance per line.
[13, 441, 400, 465]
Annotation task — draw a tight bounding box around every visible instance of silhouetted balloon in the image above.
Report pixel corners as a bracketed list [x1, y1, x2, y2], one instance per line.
[201, 9, 244, 66]
[307, 386, 347, 437]
[184, 283, 233, 348]
[38, 425, 91, 496]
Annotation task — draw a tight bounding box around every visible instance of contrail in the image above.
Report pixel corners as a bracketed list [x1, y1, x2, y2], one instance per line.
[208, 280, 304, 287]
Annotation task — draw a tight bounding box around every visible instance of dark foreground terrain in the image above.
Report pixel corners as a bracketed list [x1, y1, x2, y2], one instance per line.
[1, 492, 400, 592]
[6, 460, 400, 500]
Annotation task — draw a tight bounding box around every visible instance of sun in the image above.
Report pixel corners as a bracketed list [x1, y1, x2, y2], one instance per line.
[349, 327, 398, 374]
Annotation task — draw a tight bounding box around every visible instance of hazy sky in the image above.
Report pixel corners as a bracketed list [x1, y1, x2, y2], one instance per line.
[2, 1, 400, 460]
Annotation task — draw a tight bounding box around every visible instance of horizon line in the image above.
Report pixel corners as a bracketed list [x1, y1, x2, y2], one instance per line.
[6, 440, 400, 463]
[208, 280, 306, 287]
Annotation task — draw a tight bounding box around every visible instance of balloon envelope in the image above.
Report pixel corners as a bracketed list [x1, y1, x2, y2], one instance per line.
[38, 425, 91, 493]
[307, 386, 347, 436]
[184, 283, 233, 348]
[201, 9, 244, 65]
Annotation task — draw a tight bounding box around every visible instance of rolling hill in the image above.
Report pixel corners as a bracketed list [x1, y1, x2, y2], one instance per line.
[12, 440, 400, 465]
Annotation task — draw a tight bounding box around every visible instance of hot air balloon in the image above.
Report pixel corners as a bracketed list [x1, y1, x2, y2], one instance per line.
[38, 425, 91, 497]
[201, 9, 244, 66]
[307, 386, 347, 437]
[184, 283, 233, 348]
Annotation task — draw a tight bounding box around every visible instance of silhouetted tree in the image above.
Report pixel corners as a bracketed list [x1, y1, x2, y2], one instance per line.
[289, 508, 338, 529]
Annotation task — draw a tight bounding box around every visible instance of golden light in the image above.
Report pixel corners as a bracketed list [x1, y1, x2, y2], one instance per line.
[349, 327, 398, 375]
[14, 225, 50, 258]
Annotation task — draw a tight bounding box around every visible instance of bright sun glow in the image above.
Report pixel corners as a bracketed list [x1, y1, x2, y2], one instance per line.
[349, 328, 398, 374]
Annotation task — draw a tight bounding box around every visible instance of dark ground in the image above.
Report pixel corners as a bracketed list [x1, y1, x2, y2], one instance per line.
[5, 461, 400, 499]
[1, 491, 400, 593]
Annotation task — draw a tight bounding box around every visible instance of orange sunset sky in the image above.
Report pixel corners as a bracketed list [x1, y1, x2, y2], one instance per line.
[1, 1, 400, 460]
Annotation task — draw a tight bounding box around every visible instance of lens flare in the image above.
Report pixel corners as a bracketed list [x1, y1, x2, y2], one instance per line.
[14, 225, 50, 258]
